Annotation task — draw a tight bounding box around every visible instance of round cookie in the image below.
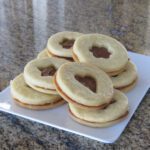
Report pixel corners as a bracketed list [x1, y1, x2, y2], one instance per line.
[10, 74, 65, 110]
[24, 57, 69, 94]
[111, 61, 137, 92]
[73, 34, 128, 76]
[37, 48, 50, 59]
[47, 31, 83, 60]
[69, 90, 129, 128]
[54, 62, 114, 109]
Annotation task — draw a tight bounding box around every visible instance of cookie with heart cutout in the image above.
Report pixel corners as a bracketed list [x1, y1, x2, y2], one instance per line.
[24, 57, 69, 94]
[73, 34, 129, 76]
[10, 74, 65, 110]
[54, 62, 114, 109]
[37, 48, 51, 59]
[47, 31, 83, 61]
[68, 89, 129, 128]
[111, 61, 138, 92]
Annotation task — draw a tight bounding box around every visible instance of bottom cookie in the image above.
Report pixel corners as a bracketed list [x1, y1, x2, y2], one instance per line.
[11, 74, 65, 110]
[68, 90, 129, 128]
[69, 108, 128, 128]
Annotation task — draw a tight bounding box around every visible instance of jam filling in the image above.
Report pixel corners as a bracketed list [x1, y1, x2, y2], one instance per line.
[90, 46, 111, 58]
[102, 100, 116, 109]
[60, 39, 75, 49]
[75, 75, 96, 93]
[39, 66, 56, 76]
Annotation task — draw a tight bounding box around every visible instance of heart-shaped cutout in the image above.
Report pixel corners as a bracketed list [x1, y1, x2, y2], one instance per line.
[90, 46, 111, 58]
[75, 75, 97, 93]
[60, 38, 75, 49]
[39, 66, 56, 76]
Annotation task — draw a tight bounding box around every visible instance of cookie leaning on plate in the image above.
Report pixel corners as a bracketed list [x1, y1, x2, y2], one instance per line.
[10, 74, 65, 110]
[73, 34, 129, 76]
[47, 31, 83, 61]
[37, 48, 50, 59]
[69, 90, 129, 128]
[24, 57, 69, 94]
[54, 62, 114, 109]
[111, 61, 138, 92]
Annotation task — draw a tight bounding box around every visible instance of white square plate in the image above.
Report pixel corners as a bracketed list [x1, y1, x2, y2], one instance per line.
[0, 52, 150, 143]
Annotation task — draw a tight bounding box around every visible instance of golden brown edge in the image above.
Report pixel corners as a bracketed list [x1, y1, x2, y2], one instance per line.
[25, 79, 58, 95]
[13, 97, 65, 110]
[47, 49, 74, 61]
[116, 77, 138, 93]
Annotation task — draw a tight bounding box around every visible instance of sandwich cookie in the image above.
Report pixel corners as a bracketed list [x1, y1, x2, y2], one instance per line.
[111, 61, 137, 92]
[24, 57, 69, 94]
[54, 62, 114, 109]
[73, 34, 128, 76]
[47, 31, 83, 61]
[37, 48, 50, 59]
[69, 90, 129, 128]
[10, 74, 65, 110]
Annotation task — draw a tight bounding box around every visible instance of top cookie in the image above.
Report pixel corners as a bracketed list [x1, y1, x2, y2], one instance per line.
[73, 34, 128, 74]
[47, 31, 83, 58]
[55, 62, 114, 108]
[24, 57, 69, 94]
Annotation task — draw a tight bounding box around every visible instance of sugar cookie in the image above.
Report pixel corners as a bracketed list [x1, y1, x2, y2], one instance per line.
[24, 57, 69, 94]
[111, 61, 137, 92]
[11, 74, 65, 110]
[69, 90, 128, 127]
[47, 31, 83, 60]
[73, 34, 128, 76]
[54, 62, 114, 109]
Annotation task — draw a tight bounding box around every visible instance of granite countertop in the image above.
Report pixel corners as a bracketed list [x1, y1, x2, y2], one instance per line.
[0, 0, 150, 149]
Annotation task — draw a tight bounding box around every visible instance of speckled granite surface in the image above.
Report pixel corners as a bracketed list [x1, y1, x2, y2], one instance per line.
[0, 0, 150, 149]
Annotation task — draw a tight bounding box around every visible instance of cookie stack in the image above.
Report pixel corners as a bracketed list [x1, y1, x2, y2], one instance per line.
[10, 57, 69, 110]
[72, 34, 137, 92]
[54, 62, 129, 127]
[10, 31, 138, 128]
[38, 31, 83, 61]
[11, 31, 83, 110]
